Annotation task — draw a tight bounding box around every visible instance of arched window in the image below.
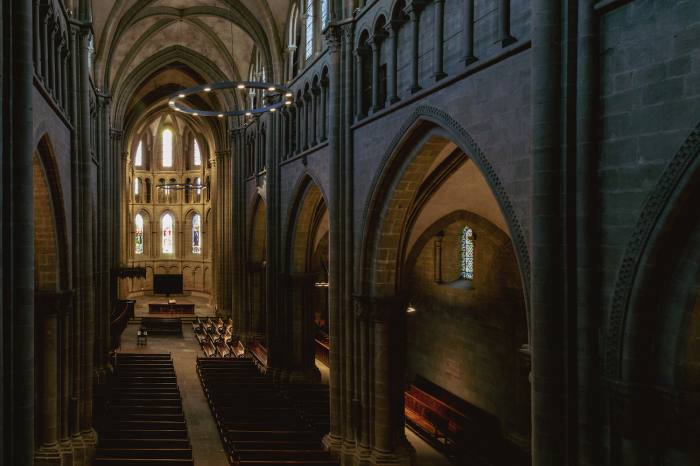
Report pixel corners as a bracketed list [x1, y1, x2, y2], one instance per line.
[321, 0, 328, 28]
[134, 178, 140, 195]
[194, 139, 201, 166]
[162, 129, 173, 167]
[462, 227, 475, 280]
[162, 214, 173, 254]
[192, 214, 201, 254]
[305, 0, 314, 59]
[195, 177, 201, 196]
[135, 141, 142, 166]
[135, 214, 144, 254]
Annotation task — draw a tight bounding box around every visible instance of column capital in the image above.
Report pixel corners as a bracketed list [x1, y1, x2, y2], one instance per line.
[35, 289, 74, 318]
[323, 26, 343, 53]
[384, 19, 406, 35]
[403, 0, 428, 17]
[353, 45, 370, 57]
[353, 294, 373, 321]
[341, 23, 354, 44]
[367, 33, 387, 49]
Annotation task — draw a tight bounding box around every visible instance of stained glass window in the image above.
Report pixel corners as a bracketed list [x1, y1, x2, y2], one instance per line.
[163, 129, 173, 167]
[462, 227, 474, 280]
[192, 214, 201, 254]
[321, 0, 328, 28]
[194, 140, 201, 166]
[305, 1, 314, 59]
[135, 214, 144, 254]
[135, 141, 142, 166]
[162, 214, 173, 254]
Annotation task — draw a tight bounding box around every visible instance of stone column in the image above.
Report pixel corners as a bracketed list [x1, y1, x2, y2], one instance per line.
[287, 45, 297, 79]
[42, 9, 50, 83]
[384, 21, 402, 105]
[303, 93, 311, 150]
[35, 293, 63, 466]
[319, 79, 328, 142]
[354, 47, 368, 120]
[460, 0, 478, 66]
[370, 297, 415, 466]
[281, 110, 289, 159]
[367, 35, 384, 114]
[54, 35, 63, 105]
[577, 0, 602, 463]
[3, 1, 34, 464]
[79, 28, 96, 462]
[354, 296, 372, 465]
[299, 14, 308, 70]
[322, 25, 343, 457]
[265, 112, 280, 378]
[342, 23, 357, 464]
[48, 23, 57, 95]
[430, 0, 447, 83]
[68, 25, 85, 463]
[295, 100, 303, 154]
[495, 0, 516, 48]
[61, 47, 69, 112]
[433, 232, 443, 283]
[404, 1, 426, 95]
[288, 273, 322, 383]
[311, 86, 319, 146]
[59, 290, 74, 463]
[34, 0, 42, 78]
[530, 0, 564, 463]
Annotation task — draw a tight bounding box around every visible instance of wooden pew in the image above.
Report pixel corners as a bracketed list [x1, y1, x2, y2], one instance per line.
[248, 339, 267, 366]
[202, 340, 217, 358]
[140, 317, 182, 334]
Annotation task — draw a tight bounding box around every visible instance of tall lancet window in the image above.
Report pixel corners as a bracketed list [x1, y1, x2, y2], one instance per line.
[194, 139, 201, 166]
[462, 227, 475, 280]
[192, 214, 201, 254]
[135, 141, 142, 166]
[163, 129, 173, 167]
[134, 178, 140, 195]
[305, 0, 314, 59]
[162, 214, 173, 254]
[321, 0, 328, 28]
[135, 214, 144, 254]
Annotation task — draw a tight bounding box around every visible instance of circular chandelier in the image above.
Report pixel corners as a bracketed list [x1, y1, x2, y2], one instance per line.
[168, 81, 294, 117]
[155, 183, 207, 191]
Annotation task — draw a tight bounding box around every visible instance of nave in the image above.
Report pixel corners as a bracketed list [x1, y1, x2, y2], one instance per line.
[105, 323, 452, 466]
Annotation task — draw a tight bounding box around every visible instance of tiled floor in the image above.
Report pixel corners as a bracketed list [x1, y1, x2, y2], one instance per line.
[117, 324, 453, 466]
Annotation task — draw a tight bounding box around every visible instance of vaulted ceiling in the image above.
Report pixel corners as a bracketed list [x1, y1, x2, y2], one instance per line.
[93, 0, 292, 152]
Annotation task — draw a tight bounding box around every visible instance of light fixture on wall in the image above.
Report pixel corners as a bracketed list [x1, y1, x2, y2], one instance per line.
[315, 282, 329, 287]
[407, 303, 416, 313]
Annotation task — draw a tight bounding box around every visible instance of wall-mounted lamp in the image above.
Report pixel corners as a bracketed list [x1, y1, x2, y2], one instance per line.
[407, 303, 416, 313]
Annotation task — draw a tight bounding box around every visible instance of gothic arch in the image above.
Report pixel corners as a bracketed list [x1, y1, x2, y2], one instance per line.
[357, 106, 531, 321]
[605, 118, 700, 380]
[283, 173, 329, 274]
[33, 133, 69, 291]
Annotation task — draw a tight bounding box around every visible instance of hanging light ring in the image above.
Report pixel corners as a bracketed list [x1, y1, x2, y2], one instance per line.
[155, 183, 207, 191]
[169, 81, 294, 117]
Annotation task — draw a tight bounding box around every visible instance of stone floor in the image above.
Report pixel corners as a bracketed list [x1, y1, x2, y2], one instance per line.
[117, 323, 454, 466]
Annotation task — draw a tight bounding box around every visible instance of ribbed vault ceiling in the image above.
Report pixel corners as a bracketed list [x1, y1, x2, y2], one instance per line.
[94, 0, 290, 150]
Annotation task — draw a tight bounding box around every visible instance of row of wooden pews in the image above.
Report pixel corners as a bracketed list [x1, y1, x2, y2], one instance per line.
[404, 375, 530, 465]
[196, 356, 338, 466]
[193, 316, 245, 358]
[94, 353, 194, 465]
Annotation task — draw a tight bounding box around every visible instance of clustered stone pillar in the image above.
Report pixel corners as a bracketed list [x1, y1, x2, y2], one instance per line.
[3, 1, 35, 463]
[231, 129, 247, 338]
[287, 273, 322, 384]
[265, 110, 281, 379]
[530, 0, 565, 463]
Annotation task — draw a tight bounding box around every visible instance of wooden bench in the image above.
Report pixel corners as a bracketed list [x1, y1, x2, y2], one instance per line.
[140, 317, 182, 333]
[248, 339, 268, 366]
[202, 340, 217, 357]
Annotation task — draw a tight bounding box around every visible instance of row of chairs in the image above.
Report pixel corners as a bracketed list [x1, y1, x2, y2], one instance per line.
[196, 356, 337, 466]
[193, 317, 245, 358]
[94, 353, 194, 465]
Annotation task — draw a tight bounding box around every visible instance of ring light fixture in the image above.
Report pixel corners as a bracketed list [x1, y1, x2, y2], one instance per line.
[155, 183, 207, 191]
[168, 81, 294, 117]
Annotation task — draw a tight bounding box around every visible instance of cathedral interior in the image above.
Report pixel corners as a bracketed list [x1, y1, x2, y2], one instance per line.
[1, 0, 700, 464]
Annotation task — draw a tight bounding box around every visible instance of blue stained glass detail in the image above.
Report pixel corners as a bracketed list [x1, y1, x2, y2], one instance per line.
[462, 226, 474, 280]
[192, 214, 201, 254]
